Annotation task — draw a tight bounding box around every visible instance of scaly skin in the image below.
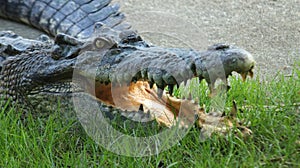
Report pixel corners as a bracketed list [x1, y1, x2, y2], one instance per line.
[0, 0, 129, 38]
[0, 0, 255, 136]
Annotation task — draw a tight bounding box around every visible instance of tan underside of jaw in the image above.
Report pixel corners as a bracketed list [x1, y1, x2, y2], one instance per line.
[93, 81, 200, 127]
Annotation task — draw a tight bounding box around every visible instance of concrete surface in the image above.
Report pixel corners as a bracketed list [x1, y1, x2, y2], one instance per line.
[1, 0, 299, 79]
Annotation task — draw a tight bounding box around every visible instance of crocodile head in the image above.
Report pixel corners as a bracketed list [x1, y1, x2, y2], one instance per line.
[0, 26, 254, 137]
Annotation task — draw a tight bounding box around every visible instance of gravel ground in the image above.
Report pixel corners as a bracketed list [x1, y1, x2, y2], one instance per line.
[0, 0, 299, 79]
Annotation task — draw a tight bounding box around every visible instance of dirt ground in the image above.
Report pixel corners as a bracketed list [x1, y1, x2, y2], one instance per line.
[0, 0, 299, 79]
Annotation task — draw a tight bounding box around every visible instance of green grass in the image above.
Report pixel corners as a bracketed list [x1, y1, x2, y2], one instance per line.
[0, 64, 299, 167]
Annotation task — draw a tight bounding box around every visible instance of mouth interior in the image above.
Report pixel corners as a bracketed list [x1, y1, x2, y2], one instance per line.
[79, 67, 254, 127]
[90, 80, 199, 126]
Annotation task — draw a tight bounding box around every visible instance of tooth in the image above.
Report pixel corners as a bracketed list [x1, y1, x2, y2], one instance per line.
[198, 76, 204, 84]
[131, 76, 137, 83]
[146, 110, 151, 117]
[157, 89, 163, 98]
[141, 110, 152, 122]
[168, 84, 174, 96]
[133, 71, 142, 81]
[141, 69, 148, 79]
[139, 104, 144, 112]
[149, 82, 154, 89]
[249, 69, 254, 78]
[116, 74, 123, 84]
[183, 80, 187, 86]
[240, 72, 247, 81]
[156, 83, 166, 98]
[147, 71, 153, 83]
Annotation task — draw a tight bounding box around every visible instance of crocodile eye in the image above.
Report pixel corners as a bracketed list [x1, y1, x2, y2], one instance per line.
[94, 37, 109, 49]
[232, 58, 237, 63]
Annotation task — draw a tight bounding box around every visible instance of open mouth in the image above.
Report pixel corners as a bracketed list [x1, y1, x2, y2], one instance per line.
[75, 75, 196, 126]
[76, 71, 253, 137]
[92, 80, 199, 127]
[71, 39, 255, 137]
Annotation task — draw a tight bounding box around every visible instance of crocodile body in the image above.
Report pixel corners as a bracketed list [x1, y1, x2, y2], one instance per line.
[0, 0, 255, 136]
[0, 0, 129, 38]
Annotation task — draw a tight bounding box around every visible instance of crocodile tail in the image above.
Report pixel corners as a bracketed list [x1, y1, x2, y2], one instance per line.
[0, 0, 131, 38]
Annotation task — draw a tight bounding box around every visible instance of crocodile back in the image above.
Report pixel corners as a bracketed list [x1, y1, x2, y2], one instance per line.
[0, 0, 130, 38]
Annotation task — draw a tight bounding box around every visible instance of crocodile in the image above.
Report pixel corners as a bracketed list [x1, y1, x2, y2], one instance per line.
[0, 0, 255, 136]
